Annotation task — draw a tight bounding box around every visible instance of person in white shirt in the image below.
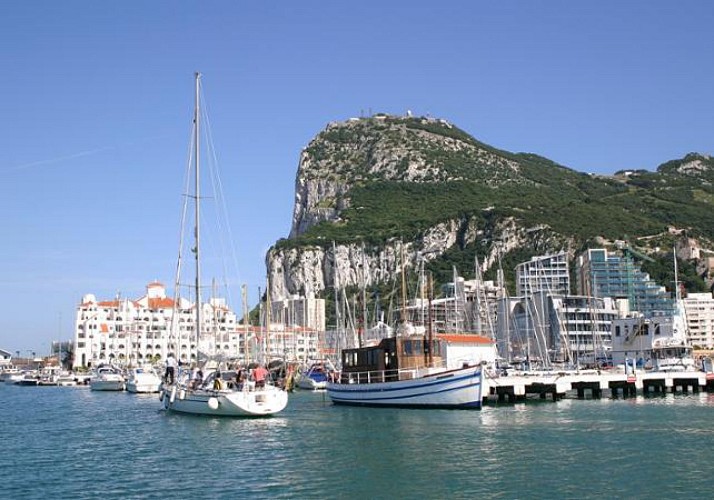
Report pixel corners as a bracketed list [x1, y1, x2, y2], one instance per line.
[165, 353, 177, 384]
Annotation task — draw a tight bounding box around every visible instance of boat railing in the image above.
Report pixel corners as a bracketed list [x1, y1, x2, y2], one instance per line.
[339, 359, 452, 385]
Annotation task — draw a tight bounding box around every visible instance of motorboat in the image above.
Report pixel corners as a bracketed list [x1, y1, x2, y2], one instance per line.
[90, 365, 125, 391]
[126, 366, 162, 393]
[296, 360, 337, 391]
[0, 368, 26, 384]
[14, 371, 41, 386]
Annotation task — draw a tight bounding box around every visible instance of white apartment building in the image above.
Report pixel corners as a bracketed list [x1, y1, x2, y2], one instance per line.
[73, 282, 324, 369]
[496, 292, 619, 365]
[73, 282, 244, 368]
[515, 252, 570, 296]
[683, 292, 714, 349]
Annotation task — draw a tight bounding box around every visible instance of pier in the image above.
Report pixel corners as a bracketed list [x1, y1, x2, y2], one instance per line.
[483, 370, 714, 403]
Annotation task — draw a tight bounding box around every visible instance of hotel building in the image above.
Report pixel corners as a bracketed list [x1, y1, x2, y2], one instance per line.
[73, 282, 326, 369]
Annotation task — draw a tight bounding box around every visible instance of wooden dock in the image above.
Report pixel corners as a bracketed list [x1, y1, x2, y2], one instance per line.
[483, 370, 714, 403]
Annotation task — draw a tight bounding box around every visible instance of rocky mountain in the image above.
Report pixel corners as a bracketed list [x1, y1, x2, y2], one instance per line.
[267, 114, 714, 301]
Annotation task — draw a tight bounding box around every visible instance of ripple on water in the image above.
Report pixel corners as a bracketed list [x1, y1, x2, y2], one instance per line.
[2, 386, 714, 499]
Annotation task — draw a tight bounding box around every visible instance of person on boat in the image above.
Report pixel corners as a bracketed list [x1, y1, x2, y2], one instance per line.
[232, 368, 244, 390]
[213, 370, 223, 390]
[252, 364, 269, 388]
[165, 353, 177, 385]
[190, 365, 203, 389]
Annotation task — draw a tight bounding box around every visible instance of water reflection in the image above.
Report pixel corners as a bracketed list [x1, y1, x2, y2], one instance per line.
[2, 384, 714, 499]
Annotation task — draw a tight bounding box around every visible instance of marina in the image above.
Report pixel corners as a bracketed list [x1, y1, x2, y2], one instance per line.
[6, 363, 714, 402]
[3, 5, 714, 499]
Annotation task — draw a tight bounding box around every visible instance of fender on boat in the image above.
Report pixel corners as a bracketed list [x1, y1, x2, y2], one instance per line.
[207, 397, 219, 410]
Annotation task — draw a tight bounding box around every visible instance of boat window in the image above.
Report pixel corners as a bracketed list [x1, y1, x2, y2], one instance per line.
[432, 341, 441, 356]
[345, 352, 356, 367]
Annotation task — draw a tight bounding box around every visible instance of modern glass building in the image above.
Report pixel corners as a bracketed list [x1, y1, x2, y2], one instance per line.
[576, 248, 673, 318]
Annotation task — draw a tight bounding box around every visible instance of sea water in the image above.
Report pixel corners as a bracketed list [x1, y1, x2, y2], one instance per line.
[1, 383, 713, 499]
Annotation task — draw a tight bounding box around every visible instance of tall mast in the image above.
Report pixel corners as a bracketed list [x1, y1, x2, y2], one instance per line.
[242, 284, 250, 364]
[427, 273, 434, 367]
[332, 241, 341, 356]
[265, 278, 272, 365]
[400, 244, 407, 329]
[673, 247, 681, 302]
[194, 72, 202, 359]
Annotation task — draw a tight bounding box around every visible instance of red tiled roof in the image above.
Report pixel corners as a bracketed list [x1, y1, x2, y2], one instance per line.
[148, 297, 175, 309]
[97, 300, 121, 308]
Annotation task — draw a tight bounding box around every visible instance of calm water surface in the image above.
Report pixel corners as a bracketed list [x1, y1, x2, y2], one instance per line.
[1, 383, 713, 499]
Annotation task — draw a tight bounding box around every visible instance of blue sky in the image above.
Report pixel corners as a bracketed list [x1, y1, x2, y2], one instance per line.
[1, 2, 713, 355]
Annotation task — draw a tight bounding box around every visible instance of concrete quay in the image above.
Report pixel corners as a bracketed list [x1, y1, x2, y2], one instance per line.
[483, 370, 714, 403]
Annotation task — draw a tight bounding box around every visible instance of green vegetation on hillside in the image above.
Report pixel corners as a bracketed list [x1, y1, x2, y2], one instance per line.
[277, 116, 714, 297]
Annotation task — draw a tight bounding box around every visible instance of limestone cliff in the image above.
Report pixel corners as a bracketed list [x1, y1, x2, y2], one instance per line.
[268, 115, 714, 300]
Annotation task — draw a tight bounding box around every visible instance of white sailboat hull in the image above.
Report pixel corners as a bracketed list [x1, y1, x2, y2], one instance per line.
[326, 365, 483, 408]
[161, 385, 288, 417]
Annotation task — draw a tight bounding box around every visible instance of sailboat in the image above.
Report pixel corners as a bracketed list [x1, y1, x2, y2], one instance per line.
[160, 73, 288, 417]
[650, 249, 696, 372]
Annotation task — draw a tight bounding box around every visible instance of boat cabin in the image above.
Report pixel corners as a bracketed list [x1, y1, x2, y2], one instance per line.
[340, 335, 444, 384]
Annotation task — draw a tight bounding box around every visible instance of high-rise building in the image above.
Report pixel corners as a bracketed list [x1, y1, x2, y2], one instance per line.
[515, 252, 570, 296]
[270, 296, 326, 332]
[576, 248, 673, 317]
[682, 292, 714, 349]
[496, 292, 618, 365]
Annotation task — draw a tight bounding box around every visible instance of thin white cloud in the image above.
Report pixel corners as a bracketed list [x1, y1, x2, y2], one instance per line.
[4, 146, 116, 172]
